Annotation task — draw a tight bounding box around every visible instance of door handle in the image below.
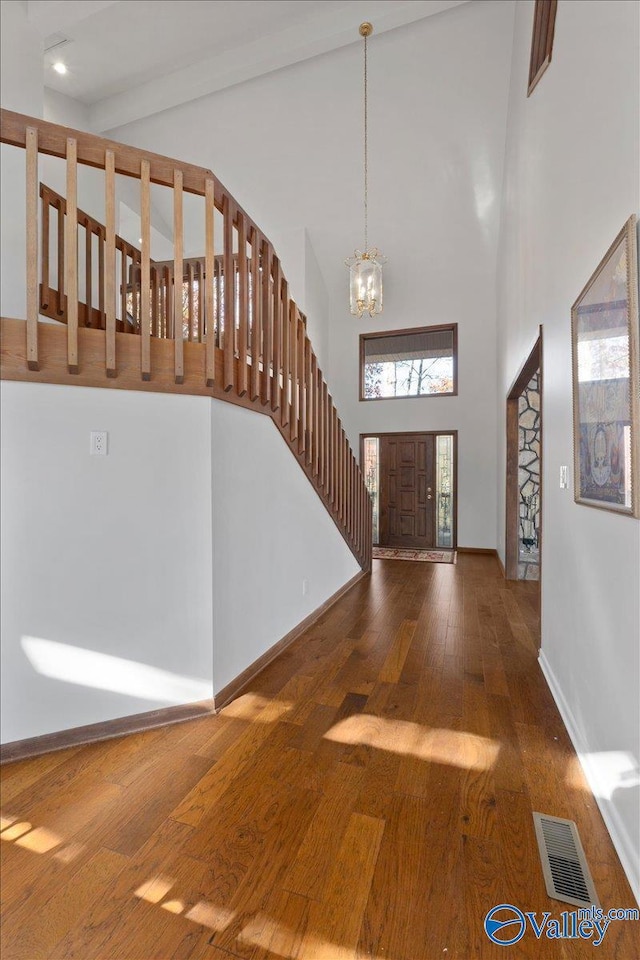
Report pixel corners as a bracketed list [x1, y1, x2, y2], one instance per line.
[427, 494, 432, 500]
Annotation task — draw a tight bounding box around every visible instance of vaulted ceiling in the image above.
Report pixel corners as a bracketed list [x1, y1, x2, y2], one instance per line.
[29, 0, 469, 131]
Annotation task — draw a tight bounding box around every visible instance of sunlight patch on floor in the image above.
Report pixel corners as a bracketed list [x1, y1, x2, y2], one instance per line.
[14, 825, 61, 854]
[220, 692, 293, 722]
[1, 821, 32, 841]
[238, 912, 391, 960]
[185, 901, 235, 930]
[133, 874, 235, 932]
[0, 814, 84, 862]
[324, 715, 499, 770]
[134, 874, 175, 904]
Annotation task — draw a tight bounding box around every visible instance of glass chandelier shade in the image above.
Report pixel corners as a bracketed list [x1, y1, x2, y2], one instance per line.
[346, 249, 385, 318]
[345, 22, 386, 318]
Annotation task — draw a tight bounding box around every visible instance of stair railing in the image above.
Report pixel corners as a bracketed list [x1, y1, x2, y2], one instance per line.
[0, 109, 372, 571]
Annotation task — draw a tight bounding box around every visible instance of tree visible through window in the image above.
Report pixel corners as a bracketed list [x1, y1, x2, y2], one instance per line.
[360, 325, 457, 400]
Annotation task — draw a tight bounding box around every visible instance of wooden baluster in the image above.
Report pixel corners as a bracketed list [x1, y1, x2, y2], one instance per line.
[346, 445, 351, 536]
[222, 195, 234, 390]
[330, 404, 337, 507]
[353, 458, 358, 546]
[65, 137, 78, 373]
[84, 218, 92, 327]
[343, 431, 348, 527]
[362, 467, 368, 557]
[196, 260, 202, 343]
[337, 417, 343, 517]
[261, 243, 272, 406]
[133, 257, 139, 333]
[327, 401, 332, 501]
[250, 228, 261, 402]
[173, 169, 184, 383]
[120, 246, 127, 333]
[360, 466, 369, 554]
[339, 427, 344, 524]
[25, 126, 39, 370]
[187, 262, 195, 342]
[321, 378, 328, 489]
[105, 151, 116, 371]
[56, 196, 65, 318]
[289, 303, 298, 443]
[98, 226, 104, 327]
[306, 343, 314, 467]
[159, 268, 165, 338]
[352, 458, 357, 545]
[151, 267, 158, 338]
[271, 258, 281, 412]
[40, 185, 50, 315]
[360, 467, 366, 556]
[165, 265, 172, 341]
[281, 282, 290, 428]
[334, 418, 340, 517]
[237, 213, 248, 396]
[355, 463, 360, 554]
[299, 326, 308, 457]
[204, 177, 215, 385]
[140, 159, 151, 380]
[357, 472, 363, 562]
[321, 381, 326, 491]
[347, 450, 352, 541]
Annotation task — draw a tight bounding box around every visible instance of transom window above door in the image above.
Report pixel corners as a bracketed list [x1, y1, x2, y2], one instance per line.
[360, 324, 458, 400]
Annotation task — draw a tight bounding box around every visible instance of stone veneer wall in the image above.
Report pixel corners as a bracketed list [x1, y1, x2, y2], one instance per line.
[518, 371, 540, 580]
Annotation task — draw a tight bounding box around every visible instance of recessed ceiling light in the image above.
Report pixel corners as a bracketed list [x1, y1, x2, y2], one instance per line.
[53, 62, 67, 75]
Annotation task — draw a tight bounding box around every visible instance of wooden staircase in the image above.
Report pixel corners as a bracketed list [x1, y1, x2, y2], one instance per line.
[0, 109, 372, 571]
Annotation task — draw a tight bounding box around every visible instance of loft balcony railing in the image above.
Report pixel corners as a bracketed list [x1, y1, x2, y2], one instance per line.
[0, 109, 372, 571]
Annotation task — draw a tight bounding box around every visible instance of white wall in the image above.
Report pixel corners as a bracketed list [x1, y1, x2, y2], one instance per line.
[43, 87, 91, 130]
[211, 400, 360, 694]
[496, 0, 640, 900]
[0, 0, 43, 320]
[0, 1, 42, 116]
[0, 381, 214, 742]
[1, 382, 361, 742]
[107, 0, 515, 549]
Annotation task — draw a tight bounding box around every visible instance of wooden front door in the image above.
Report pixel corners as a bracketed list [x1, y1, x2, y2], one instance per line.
[379, 434, 435, 548]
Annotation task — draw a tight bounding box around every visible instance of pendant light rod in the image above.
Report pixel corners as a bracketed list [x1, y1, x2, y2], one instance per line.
[360, 21, 372, 253]
[345, 21, 386, 319]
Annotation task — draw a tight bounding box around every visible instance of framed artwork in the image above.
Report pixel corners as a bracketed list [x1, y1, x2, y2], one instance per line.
[571, 215, 639, 517]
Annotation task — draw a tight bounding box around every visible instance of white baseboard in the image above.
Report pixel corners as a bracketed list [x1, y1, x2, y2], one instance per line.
[538, 650, 639, 905]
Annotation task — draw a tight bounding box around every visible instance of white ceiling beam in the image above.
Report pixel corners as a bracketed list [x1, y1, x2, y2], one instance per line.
[91, 0, 469, 133]
[28, 0, 121, 38]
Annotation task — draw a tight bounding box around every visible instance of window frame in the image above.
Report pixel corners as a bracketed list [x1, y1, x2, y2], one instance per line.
[527, 0, 558, 97]
[359, 322, 458, 402]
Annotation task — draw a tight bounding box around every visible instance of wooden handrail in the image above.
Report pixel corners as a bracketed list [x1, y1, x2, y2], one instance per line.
[0, 109, 372, 571]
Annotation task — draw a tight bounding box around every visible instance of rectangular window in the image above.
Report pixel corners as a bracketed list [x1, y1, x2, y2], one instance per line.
[528, 0, 557, 96]
[360, 324, 457, 401]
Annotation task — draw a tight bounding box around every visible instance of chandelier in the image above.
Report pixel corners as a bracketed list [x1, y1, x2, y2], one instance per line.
[345, 22, 386, 318]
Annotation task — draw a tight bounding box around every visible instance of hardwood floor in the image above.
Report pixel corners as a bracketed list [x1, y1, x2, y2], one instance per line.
[1, 555, 636, 959]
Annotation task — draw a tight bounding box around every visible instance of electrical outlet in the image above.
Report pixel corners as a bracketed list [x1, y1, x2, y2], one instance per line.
[559, 465, 568, 489]
[90, 431, 108, 456]
[302, 578, 309, 597]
